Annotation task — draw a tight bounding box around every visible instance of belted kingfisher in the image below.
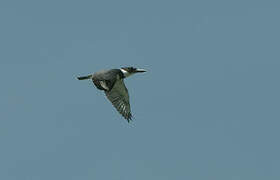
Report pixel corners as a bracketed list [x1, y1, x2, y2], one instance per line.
[77, 67, 146, 122]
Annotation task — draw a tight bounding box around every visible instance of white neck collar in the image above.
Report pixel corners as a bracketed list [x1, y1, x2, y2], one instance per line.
[120, 68, 132, 78]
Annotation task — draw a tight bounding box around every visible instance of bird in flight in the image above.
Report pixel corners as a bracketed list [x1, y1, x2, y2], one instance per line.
[77, 67, 146, 122]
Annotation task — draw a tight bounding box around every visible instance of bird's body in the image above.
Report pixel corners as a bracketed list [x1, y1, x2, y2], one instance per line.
[77, 67, 146, 122]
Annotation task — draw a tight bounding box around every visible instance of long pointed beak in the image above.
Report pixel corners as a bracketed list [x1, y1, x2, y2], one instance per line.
[136, 68, 147, 73]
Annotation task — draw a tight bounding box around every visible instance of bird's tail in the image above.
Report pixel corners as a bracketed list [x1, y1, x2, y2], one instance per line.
[77, 75, 92, 80]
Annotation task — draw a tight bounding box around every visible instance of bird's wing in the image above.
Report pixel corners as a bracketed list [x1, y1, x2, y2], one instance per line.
[105, 79, 132, 122]
[92, 69, 121, 91]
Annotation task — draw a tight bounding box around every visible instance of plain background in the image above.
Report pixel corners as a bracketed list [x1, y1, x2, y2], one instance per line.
[0, 0, 280, 179]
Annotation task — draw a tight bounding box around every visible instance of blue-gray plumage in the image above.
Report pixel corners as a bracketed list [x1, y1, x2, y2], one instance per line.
[77, 67, 146, 122]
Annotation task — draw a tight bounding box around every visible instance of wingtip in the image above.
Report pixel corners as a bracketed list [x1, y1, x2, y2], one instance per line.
[126, 114, 133, 123]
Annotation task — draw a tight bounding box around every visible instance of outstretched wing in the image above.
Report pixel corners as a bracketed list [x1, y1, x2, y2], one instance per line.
[105, 79, 132, 122]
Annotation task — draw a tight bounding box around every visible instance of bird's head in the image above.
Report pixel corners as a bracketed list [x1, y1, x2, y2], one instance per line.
[120, 66, 147, 78]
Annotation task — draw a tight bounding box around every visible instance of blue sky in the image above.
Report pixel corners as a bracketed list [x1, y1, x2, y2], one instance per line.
[0, 0, 280, 179]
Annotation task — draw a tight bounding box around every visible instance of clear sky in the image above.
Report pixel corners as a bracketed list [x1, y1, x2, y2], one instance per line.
[0, 0, 280, 179]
